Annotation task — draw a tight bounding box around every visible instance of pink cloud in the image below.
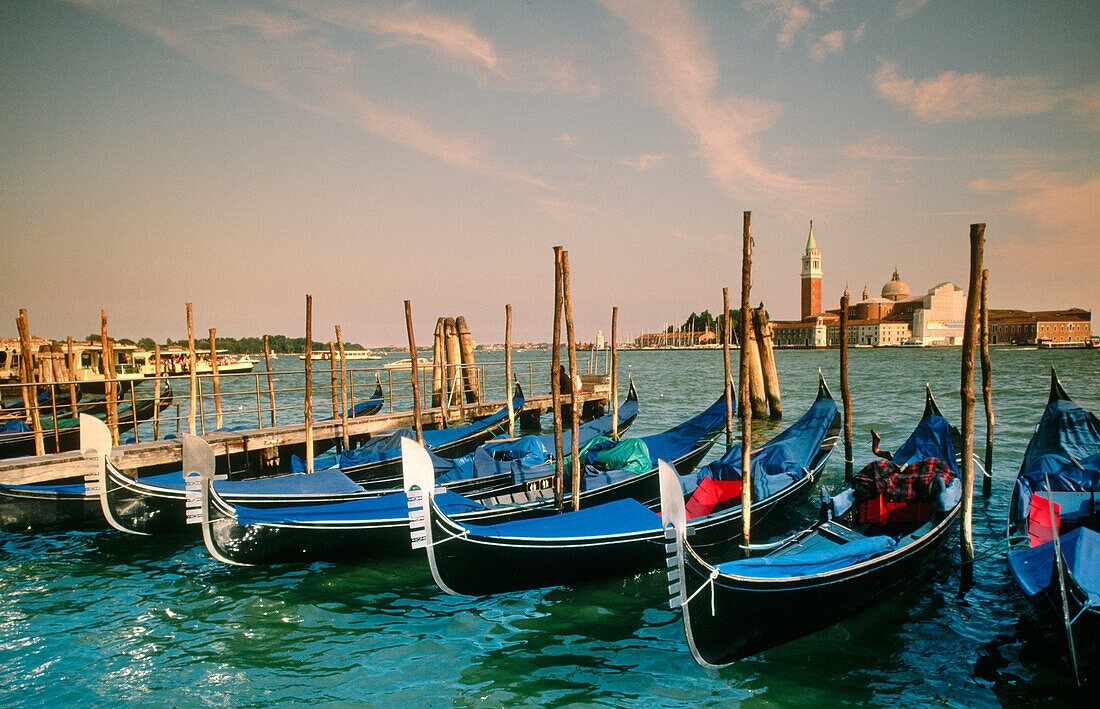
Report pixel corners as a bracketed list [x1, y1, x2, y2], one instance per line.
[602, 0, 822, 199]
[875, 62, 1074, 122]
[622, 153, 666, 171]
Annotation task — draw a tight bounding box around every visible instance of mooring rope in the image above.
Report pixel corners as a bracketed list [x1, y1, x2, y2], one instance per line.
[679, 568, 721, 615]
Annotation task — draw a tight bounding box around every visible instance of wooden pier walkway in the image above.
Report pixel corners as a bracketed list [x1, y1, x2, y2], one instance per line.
[0, 389, 611, 485]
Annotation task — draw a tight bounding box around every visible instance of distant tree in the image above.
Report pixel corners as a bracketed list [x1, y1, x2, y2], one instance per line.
[137, 337, 156, 351]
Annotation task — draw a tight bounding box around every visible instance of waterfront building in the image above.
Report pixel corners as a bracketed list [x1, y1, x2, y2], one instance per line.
[770, 226, 1091, 347]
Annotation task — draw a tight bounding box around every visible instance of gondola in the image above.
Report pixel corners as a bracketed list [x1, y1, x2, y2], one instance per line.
[411, 375, 839, 596]
[194, 386, 721, 565]
[0, 414, 114, 532]
[0, 379, 172, 459]
[1006, 368, 1100, 672]
[665, 385, 962, 667]
[95, 383, 637, 537]
[295, 384, 527, 486]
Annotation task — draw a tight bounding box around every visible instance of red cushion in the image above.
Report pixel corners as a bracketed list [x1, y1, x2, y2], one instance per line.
[685, 477, 742, 520]
[1027, 493, 1061, 547]
[859, 495, 932, 524]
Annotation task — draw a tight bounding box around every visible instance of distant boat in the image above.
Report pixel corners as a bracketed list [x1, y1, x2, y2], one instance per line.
[383, 357, 431, 369]
[299, 350, 382, 361]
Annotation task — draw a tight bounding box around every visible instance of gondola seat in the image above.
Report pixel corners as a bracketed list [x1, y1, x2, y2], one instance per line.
[684, 476, 742, 519]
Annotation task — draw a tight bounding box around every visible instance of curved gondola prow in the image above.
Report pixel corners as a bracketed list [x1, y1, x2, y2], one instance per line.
[185, 434, 243, 566]
[402, 437, 463, 595]
[659, 458, 722, 669]
[816, 369, 834, 401]
[921, 384, 964, 469]
[79, 413, 123, 531]
[1049, 366, 1071, 404]
[626, 374, 638, 403]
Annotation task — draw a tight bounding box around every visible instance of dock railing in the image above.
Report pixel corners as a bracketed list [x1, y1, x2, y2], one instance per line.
[0, 353, 609, 453]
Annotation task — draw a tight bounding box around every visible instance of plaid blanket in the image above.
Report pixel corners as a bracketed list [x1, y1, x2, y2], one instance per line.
[853, 457, 954, 503]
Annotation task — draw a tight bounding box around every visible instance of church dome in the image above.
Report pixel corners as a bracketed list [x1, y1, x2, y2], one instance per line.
[881, 269, 910, 301]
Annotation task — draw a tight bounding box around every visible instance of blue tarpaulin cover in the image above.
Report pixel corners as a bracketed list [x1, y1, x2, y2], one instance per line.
[456, 497, 661, 540]
[1008, 526, 1100, 604]
[716, 535, 897, 578]
[699, 392, 837, 499]
[1, 481, 87, 495]
[137, 469, 364, 495]
[1010, 395, 1100, 526]
[434, 393, 640, 485]
[235, 489, 484, 525]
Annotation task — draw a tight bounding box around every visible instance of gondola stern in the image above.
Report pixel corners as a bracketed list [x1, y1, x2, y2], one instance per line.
[1049, 366, 1071, 404]
[816, 369, 834, 401]
[401, 437, 464, 596]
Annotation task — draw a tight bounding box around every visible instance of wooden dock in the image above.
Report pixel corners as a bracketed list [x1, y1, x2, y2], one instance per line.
[0, 389, 611, 485]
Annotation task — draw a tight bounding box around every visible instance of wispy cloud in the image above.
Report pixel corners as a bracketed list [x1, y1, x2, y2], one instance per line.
[875, 61, 1097, 125]
[742, 0, 841, 48]
[67, 1, 551, 188]
[622, 153, 666, 171]
[602, 0, 826, 200]
[972, 170, 1100, 280]
[296, 1, 506, 78]
[841, 134, 948, 161]
[894, 0, 930, 20]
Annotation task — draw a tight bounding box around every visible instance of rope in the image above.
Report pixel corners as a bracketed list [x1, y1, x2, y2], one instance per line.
[679, 568, 720, 614]
[425, 526, 468, 548]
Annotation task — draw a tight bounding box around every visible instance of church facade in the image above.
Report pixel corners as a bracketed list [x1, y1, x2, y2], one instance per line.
[772, 223, 1091, 347]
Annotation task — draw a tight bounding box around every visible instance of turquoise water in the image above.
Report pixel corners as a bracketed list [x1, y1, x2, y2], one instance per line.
[2, 347, 1098, 706]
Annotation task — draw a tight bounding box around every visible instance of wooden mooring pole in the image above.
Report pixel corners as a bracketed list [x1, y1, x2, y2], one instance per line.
[611, 305, 619, 440]
[153, 343, 162, 440]
[336, 326, 350, 448]
[16, 310, 44, 455]
[404, 300, 424, 446]
[456, 316, 480, 405]
[980, 269, 994, 498]
[722, 288, 733, 447]
[739, 212, 753, 548]
[505, 304, 515, 437]
[65, 336, 78, 417]
[960, 223, 986, 593]
[840, 291, 853, 481]
[754, 305, 781, 419]
[263, 335, 276, 427]
[304, 295, 314, 474]
[551, 246, 565, 509]
[562, 250, 581, 512]
[101, 310, 119, 445]
[209, 328, 223, 430]
[186, 303, 197, 435]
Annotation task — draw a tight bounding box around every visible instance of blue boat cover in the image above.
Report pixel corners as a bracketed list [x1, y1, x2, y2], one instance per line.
[1010, 395, 1100, 526]
[1, 419, 31, 435]
[637, 393, 730, 464]
[715, 535, 897, 579]
[1007, 526, 1100, 604]
[0, 481, 87, 495]
[456, 497, 661, 540]
[137, 468, 364, 495]
[235, 488, 484, 525]
[892, 412, 960, 473]
[434, 395, 639, 485]
[700, 393, 837, 499]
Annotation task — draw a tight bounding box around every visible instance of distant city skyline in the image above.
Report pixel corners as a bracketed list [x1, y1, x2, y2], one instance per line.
[2, 1, 1097, 347]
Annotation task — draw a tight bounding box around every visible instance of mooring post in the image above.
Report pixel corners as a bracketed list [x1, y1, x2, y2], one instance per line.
[505, 304, 515, 437]
[186, 303, 197, 435]
[754, 305, 781, 419]
[209, 328, 223, 430]
[336, 326, 350, 449]
[739, 212, 753, 549]
[263, 335, 276, 427]
[444, 317, 462, 419]
[432, 318, 445, 410]
[980, 269, 994, 498]
[551, 246, 565, 509]
[16, 310, 44, 455]
[328, 341, 339, 421]
[153, 343, 162, 440]
[304, 295, 314, 474]
[66, 336, 78, 418]
[840, 291, 853, 481]
[457, 316, 480, 405]
[722, 289, 733, 447]
[611, 305, 619, 441]
[404, 300, 424, 445]
[562, 250, 582, 512]
[960, 223, 986, 593]
[101, 310, 119, 445]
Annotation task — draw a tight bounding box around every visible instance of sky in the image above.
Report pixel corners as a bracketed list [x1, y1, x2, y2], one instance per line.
[2, 0, 1098, 346]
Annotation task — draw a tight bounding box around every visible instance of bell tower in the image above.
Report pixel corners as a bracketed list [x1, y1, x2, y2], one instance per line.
[800, 220, 822, 320]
